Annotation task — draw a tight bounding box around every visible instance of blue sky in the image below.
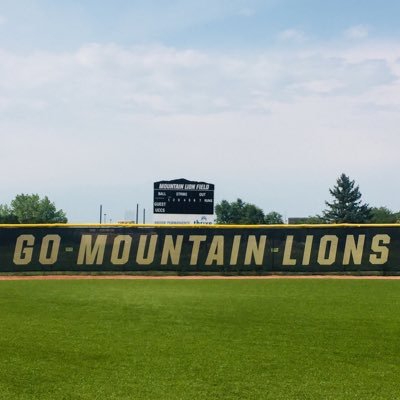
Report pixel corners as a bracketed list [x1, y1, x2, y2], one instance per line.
[2, 0, 400, 50]
[1, 1, 400, 222]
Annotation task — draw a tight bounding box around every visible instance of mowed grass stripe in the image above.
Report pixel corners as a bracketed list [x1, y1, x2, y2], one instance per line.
[0, 280, 399, 400]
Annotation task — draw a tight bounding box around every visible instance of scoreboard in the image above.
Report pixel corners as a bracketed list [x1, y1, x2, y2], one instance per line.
[153, 179, 215, 224]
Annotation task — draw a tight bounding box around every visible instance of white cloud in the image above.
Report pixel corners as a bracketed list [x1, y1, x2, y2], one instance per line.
[344, 25, 370, 39]
[1, 39, 399, 220]
[3, 42, 393, 116]
[278, 29, 307, 42]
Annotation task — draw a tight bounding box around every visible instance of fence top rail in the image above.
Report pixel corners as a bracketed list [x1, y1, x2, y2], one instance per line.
[0, 223, 399, 229]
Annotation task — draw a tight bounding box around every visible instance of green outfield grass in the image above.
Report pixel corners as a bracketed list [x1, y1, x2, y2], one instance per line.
[0, 279, 400, 399]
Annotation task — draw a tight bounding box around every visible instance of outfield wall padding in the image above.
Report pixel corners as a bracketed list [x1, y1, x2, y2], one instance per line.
[0, 224, 399, 274]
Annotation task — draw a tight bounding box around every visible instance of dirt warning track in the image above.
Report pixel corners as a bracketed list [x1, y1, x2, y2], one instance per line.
[1, 275, 400, 281]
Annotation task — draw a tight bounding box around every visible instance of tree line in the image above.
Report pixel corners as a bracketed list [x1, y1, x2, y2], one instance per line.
[215, 173, 400, 224]
[1, 174, 399, 224]
[0, 194, 67, 224]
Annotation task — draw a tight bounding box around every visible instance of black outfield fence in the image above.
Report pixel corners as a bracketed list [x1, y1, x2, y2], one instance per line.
[0, 224, 399, 274]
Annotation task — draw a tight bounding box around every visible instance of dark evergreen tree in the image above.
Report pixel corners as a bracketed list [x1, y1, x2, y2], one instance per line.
[322, 173, 372, 223]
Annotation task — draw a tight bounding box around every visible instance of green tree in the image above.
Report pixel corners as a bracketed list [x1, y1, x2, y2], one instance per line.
[264, 211, 284, 224]
[370, 207, 400, 223]
[0, 204, 18, 223]
[288, 215, 325, 224]
[322, 173, 372, 223]
[304, 215, 325, 224]
[0, 194, 68, 224]
[215, 199, 242, 224]
[215, 198, 265, 224]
